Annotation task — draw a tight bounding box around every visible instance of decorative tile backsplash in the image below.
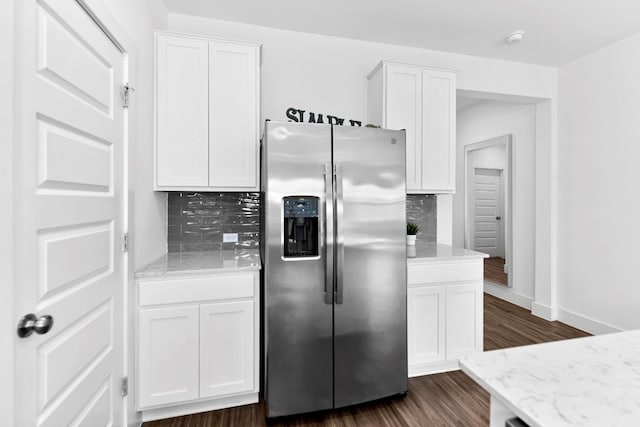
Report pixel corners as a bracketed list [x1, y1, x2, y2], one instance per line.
[406, 194, 437, 243]
[168, 192, 260, 252]
[168, 192, 437, 253]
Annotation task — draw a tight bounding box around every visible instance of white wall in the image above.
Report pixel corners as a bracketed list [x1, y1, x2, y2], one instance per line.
[469, 144, 506, 169]
[557, 32, 640, 333]
[168, 14, 557, 127]
[455, 100, 537, 304]
[102, 0, 169, 271]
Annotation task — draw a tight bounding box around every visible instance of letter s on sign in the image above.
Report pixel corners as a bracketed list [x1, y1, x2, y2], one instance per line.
[286, 107, 300, 122]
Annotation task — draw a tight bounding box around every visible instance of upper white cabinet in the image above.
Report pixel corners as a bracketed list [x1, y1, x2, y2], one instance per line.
[367, 62, 457, 193]
[155, 32, 261, 191]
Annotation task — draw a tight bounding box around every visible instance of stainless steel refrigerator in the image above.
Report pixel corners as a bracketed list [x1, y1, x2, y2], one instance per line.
[261, 121, 408, 418]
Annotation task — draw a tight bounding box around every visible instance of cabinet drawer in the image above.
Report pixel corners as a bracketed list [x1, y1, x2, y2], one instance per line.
[408, 261, 482, 285]
[139, 273, 255, 306]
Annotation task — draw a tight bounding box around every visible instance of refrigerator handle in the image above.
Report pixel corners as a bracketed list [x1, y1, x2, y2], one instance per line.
[335, 164, 344, 305]
[323, 163, 334, 305]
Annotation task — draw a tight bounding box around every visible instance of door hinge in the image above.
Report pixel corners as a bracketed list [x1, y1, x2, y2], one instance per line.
[121, 377, 128, 397]
[121, 83, 135, 108]
[122, 232, 129, 252]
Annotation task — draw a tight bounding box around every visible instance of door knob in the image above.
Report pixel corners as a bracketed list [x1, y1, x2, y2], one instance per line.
[496, 216, 502, 220]
[17, 314, 54, 338]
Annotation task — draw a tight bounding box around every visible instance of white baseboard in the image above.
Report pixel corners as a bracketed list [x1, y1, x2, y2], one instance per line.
[557, 308, 622, 336]
[531, 301, 558, 321]
[483, 281, 533, 311]
[140, 392, 259, 422]
[409, 360, 459, 378]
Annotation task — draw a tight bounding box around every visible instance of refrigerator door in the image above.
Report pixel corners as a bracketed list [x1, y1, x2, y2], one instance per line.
[332, 126, 408, 408]
[263, 122, 334, 417]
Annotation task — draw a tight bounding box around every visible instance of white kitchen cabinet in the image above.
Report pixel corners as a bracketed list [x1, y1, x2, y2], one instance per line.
[155, 34, 209, 187]
[136, 270, 260, 422]
[155, 32, 261, 191]
[407, 285, 445, 367]
[407, 258, 483, 377]
[138, 305, 200, 408]
[367, 62, 457, 193]
[200, 300, 254, 398]
[446, 283, 483, 360]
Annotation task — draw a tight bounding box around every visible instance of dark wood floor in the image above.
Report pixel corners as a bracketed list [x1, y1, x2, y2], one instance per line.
[145, 294, 589, 427]
[484, 257, 507, 286]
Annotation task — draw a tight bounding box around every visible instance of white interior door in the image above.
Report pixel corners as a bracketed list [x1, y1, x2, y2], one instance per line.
[473, 168, 503, 257]
[14, 0, 126, 425]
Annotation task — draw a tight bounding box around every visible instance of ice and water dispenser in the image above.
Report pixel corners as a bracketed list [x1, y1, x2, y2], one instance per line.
[283, 196, 319, 258]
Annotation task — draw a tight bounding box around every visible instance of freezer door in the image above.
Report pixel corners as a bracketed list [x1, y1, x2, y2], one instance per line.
[332, 126, 408, 408]
[263, 122, 334, 417]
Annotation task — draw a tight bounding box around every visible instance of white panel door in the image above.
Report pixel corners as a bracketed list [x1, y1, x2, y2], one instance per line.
[385, 64, 423, 192]
[445, 284, 483, 359]
[200, 300, 255, 398]
[407, 286, 446, 366]
[156, 34, 209, 187]
[138, 306, 200, 408]
[474, 168, 502, 257]
[209, 41, 259, 189]
[421, 68, 456, 193]
[14, 0, 125, 425]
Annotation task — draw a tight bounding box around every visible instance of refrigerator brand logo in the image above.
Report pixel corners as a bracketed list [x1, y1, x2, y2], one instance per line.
[286, 107, 362, 127]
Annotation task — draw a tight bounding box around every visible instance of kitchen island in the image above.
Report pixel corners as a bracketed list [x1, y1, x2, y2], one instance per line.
[407, 243, 488, 376]
[460, 330, 640, 427]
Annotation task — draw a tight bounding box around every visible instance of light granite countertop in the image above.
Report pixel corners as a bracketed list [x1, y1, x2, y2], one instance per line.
[135, 249, 261, 278]
[407, 243, 488, 263]
[460, 330, 640, 427]
[135, 243, 484, 278]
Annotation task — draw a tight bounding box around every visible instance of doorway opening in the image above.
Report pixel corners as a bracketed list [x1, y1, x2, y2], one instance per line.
[464, 135, 512, 287]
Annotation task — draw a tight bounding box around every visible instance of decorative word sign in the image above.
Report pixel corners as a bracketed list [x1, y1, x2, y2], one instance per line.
[286, 107, 362, 127]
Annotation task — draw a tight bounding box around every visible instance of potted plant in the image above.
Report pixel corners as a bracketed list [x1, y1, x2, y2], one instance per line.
[406, 222, 419, 246]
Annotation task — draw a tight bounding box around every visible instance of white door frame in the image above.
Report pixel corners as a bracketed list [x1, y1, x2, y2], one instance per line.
[0, 1, 16, 425]
[7, 1, 136, 425]
[464, 135, 513, 286]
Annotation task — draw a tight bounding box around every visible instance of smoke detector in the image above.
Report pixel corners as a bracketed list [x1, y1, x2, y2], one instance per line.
[506, 30, 525, 45]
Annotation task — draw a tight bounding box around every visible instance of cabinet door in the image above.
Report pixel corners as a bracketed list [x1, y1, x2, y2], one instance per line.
[209, 41, 259, 190]
[421, 69, 456, 192]
[385, 64, 423, 192]
[156, 34, 209, 187]
[138, 305, 199, 408]
[445, 284, 483, 360]
[407, 285, 446, 366]
[200, 300, 255, 398]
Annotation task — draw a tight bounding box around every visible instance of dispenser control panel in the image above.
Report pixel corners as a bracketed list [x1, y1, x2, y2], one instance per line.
[284, 197, 319, 218]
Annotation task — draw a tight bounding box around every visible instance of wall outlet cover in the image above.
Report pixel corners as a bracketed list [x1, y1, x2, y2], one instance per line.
[223, 233, 239, 243]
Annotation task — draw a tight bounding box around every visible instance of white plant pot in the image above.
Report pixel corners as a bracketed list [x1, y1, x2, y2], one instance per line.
[406, 235, 416, 246]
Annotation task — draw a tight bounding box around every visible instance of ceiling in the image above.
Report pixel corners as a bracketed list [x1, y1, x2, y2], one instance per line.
[163, 0, 640, 66]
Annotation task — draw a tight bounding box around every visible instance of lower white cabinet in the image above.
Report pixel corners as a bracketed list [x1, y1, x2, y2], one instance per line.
[407, 258, 483, 377]
[408, 285, 445, 367]
[199, 300, 254, 398]
[138, 305, 200, 408]
[136, 270, 259, 421]
[446, 283, 483, 360]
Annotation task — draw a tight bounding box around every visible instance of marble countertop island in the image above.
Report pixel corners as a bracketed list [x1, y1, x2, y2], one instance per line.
[407, 243, 488, 263]
[135, 249, 261, 278]
[460, 330, 640, 427]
